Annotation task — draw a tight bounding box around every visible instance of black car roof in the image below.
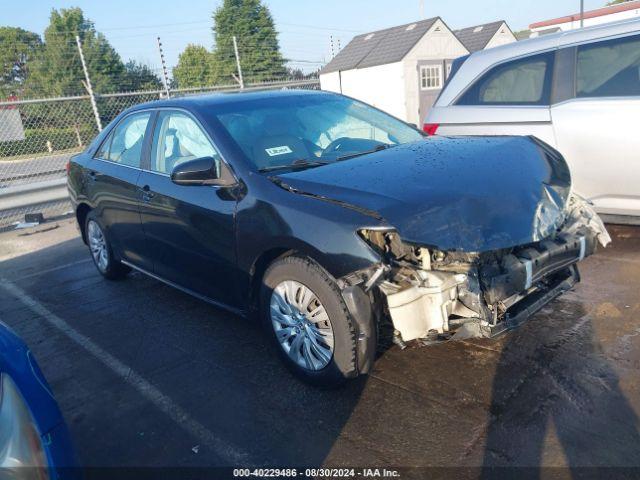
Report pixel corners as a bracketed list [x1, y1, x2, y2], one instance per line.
[128, 89, 334, 114]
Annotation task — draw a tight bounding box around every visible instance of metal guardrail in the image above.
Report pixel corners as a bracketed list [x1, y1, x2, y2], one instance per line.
[0, 178, 68, 212]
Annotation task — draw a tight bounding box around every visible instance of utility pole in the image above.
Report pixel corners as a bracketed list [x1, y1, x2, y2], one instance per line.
[157, 36, 171, 98]
[232, 35, 245, 89]
[580, 0, 584, 28]
[75, 35, 102, 132]
[420, 0, 425, 19]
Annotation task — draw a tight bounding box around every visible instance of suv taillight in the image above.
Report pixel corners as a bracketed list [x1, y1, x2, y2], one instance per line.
[423, 123, 439, 136]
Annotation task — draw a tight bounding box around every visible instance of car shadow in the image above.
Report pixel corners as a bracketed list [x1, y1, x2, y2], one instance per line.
[481, 295, 640, 476]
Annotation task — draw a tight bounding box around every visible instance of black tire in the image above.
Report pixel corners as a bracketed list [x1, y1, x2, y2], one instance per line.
[84, 211, 130, 281]
[260, 255, 357, 387]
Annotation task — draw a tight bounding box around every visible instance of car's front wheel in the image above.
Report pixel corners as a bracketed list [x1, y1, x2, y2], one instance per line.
[260, 256, 358, 387]
[85, 212, 130, 280]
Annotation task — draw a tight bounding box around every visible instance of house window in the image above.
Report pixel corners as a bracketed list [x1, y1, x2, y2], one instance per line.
[420, 65, 442, 90]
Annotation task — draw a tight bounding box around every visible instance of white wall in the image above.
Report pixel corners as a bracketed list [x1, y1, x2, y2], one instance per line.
[485, 22, 517, 49]
[319, 71, 341, 93]
[403, 19, 469, 124]
[531, 6, 640, 33]
[321, 62, 407, 121]
[319, 18, 470, 124]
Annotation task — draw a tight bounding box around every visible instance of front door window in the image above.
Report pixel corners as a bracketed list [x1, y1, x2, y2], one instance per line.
[150, 111, 220, 176]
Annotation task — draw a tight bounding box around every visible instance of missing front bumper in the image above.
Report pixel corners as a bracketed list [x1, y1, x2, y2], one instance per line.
[379, 234, 588, 343]
[485, 264, 579, 338]
[358, 194, 608, 345]
[480, 234, 593, 305]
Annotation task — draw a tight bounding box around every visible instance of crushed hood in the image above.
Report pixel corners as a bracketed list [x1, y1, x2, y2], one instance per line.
[273, 136, 572, 252]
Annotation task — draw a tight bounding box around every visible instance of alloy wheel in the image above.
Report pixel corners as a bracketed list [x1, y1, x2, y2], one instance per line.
[87, 220, 109, 273]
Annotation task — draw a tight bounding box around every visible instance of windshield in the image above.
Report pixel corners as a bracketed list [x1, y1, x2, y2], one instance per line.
[214, 93, 424, 172]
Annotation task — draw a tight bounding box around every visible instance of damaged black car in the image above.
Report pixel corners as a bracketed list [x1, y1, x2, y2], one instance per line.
[67, 90, 610, 386]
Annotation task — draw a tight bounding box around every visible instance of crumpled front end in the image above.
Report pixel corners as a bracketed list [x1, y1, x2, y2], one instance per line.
[354, 194, 610, 344]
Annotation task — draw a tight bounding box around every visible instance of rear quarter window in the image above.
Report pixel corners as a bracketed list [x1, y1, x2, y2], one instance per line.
[95, 132, 112, 159]
[456, 51, 555, 106]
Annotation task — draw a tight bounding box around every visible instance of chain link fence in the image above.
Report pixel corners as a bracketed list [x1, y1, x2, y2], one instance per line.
[0, 78, 319, 229]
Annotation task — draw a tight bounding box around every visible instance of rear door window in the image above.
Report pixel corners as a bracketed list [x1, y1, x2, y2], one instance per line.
[101, 112, 151, 168]
[457, 52, 555, 105]
[577, 34, 640, 98]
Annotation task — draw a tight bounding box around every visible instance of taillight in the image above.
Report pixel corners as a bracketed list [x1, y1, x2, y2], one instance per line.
[66, 161, 71, 175]
[423, 123, 439, 135]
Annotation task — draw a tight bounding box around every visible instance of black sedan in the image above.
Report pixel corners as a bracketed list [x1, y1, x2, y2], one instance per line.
[67, 90, 610, 386]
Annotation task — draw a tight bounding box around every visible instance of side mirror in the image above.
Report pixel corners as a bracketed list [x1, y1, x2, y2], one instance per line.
[170, 157, 237, 187]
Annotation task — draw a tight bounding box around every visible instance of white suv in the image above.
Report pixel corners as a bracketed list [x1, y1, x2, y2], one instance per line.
[425, 18, 640, 221]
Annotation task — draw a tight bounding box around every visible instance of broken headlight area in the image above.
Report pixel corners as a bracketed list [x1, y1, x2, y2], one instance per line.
[354, 194, 610, 345]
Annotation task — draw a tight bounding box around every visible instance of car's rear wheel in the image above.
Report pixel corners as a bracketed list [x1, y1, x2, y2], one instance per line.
[260, 256, 357, 387]
[85, 212, 130, 280]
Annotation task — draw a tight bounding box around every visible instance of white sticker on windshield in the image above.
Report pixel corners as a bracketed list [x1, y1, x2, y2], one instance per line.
[265, 146, 293, 157]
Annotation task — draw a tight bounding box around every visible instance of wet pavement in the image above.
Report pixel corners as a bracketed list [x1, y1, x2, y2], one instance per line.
[0, 219, 639, 476]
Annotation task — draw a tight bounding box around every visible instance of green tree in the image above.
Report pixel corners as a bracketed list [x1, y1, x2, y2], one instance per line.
[122, 60, 162, 91]
[0, 27, 42, 98]
[606, 0, 632, 4]
[211, 0, 286, 84]
[173, 44, 215, 88]
[26, 7, 125, 97]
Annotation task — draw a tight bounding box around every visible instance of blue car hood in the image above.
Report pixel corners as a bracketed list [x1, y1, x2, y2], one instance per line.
[274, 136, 571, 252]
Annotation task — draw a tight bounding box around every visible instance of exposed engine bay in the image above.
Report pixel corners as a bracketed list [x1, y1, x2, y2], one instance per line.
[349, 194, 611, 344]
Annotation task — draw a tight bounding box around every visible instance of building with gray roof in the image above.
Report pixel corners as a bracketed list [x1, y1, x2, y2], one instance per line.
[320, 17, 516, 124]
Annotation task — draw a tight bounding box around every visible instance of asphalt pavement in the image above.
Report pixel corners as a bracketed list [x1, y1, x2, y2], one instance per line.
[0, 218, 639, 477]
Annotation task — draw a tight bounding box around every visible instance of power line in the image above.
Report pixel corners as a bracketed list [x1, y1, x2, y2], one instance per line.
[33, 19, 363, 37]
[278, 21, 363, 33]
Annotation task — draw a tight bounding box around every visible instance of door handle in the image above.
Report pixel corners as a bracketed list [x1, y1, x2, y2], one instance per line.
[140, 185, 155, 202]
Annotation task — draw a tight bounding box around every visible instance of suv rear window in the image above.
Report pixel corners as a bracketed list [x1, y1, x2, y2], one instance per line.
[577, 34, 640, 98]
[457, 51, 555, 106]
[447, 55, 468, 85]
